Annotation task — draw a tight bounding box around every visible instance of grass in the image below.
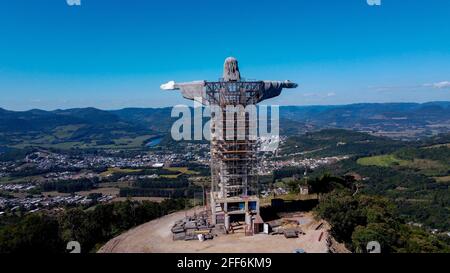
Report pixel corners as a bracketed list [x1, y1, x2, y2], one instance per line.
[42, 191, 70, 197]
[100, 167, 142, 177]
[76, 187, 120, 197]
[10, 134, 155, 150]
[402, 159, 448, 176]
[434, 176, 450, 183]
[53, 125, 85, 139]
[357, 154, 407, 167]
[159, 167, 199, 178]
[423, 143, 450, 149]
[98, 181, 131, 188]
[0, 177, 14, 184]
[164, 167, 198, 175]
[42, 186, 120, 198]
[358, 154, 449, 176]
[12, 141, 86, 150]
[0, 175, 44, 184]
[112, 135, 155, 148]
[160, 174, 180, 179]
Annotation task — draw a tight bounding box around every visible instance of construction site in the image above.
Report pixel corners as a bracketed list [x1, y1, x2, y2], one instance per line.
[98, 207, 348, 253]
[161, 57, 299, 234]
[99, 57, 348, 253]
[169, 203, 336, 246]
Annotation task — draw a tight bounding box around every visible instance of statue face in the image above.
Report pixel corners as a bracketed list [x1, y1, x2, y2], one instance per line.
[223, 57, 241, 82]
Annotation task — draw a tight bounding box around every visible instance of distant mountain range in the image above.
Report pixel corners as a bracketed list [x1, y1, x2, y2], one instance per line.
[0, 102, 449, 149]
[281, 101, 450, 127]
[280, 101, 450, 139]
[0, 107, 153, 149]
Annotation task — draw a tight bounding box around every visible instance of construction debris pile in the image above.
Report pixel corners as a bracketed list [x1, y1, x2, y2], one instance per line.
[171, 211, 224, 241]
[267, 218, 306, 238]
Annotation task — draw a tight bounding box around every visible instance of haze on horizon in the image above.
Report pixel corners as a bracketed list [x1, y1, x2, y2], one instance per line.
[0, 0, 450, 111]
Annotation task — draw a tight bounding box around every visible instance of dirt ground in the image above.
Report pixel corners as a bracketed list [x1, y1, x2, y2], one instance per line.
[98, 208, 348, 253]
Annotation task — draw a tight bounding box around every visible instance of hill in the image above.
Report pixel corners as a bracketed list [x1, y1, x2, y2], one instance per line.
[0, 102, 449, 150]
[306, 140, 450, 230]
[0, 108, 157, 149]
[280, 129, 406, 158]
[280, 102, 450, 139]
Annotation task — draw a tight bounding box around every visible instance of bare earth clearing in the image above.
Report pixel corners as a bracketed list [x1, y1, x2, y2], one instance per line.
[98, 208, 348, 253]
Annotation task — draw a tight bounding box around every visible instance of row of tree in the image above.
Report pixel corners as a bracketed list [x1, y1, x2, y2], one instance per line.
[120, 186, 201, 198]
[0, 199, 187, 253]
[41, 178, 97, 193]
[315, 189, 450, 253]
[277, 170, 450, 252]
[133, 176, 189, 189]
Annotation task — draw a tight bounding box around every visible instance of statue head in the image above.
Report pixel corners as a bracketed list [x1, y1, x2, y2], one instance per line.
[223, 57, 241, 82]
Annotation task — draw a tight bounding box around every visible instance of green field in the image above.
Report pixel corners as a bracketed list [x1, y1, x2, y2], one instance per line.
[100, 168, 142, 177]
[357, 154, 406, 167]
[434, 176, 450, 183]
[164, 167, 198, 176]
[357, 154, 448, 176]
[53, 125, 85, 139]
[10, 134, 155, 150]
[424, 143, 450, 149]
[111, 135, 154, 148]
[0, 175, 44, 185]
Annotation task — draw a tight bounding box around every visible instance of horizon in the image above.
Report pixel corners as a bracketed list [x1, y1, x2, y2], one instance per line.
[1, 100, 450, 113]
[0, 0, 450, 110]
[1, 0, 450, 258]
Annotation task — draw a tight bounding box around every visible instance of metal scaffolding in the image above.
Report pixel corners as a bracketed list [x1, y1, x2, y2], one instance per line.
[206, 81, 263, 200]
[161, 57, 297, 232]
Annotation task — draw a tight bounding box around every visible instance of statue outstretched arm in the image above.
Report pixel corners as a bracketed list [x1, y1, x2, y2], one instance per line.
[160, 80, 207, 104]
[279, 80, 298, 89]
[259, 80, 298, 103]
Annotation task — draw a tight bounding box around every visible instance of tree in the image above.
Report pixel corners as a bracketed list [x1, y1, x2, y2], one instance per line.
[59, 208, 102, 253]
[352, 223, 398, 253]
[314, 190, 366, 243]
[286, 180, 300, 193]
[0, 214, 63, 253]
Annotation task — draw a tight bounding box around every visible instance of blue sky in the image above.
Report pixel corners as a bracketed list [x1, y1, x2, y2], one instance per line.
[0, 0, 449, 110]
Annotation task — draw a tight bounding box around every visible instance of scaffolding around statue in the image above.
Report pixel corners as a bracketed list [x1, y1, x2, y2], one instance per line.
[161, 57, 297, 232]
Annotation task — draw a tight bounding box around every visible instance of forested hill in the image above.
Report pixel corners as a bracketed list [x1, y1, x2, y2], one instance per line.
[1, 102, 449, 149]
